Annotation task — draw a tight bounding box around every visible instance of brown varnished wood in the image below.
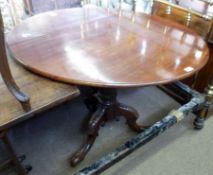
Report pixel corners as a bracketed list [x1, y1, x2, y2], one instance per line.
[152, 0, 213, 91]
[70, 88, 145, 166]
[0, 7, 79, 174]
[0, 7, 79, 131]
[0, 57, 79, 175]
[0, 54, 79, 131]
[149, 0, 212, 130]
[7, 5, 209, 88]
[0, 54, 79, 173]
[0, 10, 31, 111]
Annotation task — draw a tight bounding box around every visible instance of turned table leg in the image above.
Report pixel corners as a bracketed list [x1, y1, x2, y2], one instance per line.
[194, 80, 213, 129]
[0, 131, 32, 175]
[70, 88, 146, 166]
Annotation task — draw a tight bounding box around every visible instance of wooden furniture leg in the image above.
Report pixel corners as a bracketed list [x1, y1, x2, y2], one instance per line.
[194, 79, 213, 129]
[0, 58, 31, 111]
[70, 88, 146, 166]
[0, 10, 31, 111]
[0, 131, 31, 175]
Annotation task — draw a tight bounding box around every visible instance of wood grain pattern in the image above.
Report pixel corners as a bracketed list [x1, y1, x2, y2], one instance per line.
[7, 6, 209, 88]
[0, 54, 79, 131]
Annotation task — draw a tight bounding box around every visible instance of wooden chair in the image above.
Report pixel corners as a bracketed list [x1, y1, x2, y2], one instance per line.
[0, 9, 80, 175]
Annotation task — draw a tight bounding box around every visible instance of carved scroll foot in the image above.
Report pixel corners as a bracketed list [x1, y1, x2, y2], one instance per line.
[116, 103, 145, 132]
[3, 81, 31, 111]
[70, 106, 107, 166]
[0, 53, 31, 111]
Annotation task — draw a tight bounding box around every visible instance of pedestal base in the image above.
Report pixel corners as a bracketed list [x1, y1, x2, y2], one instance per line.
[70, 88, 146, 166]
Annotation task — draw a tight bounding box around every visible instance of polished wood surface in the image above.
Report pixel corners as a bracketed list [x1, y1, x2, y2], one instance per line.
[7, 5, 209, 88]
[152, 0, 213, 91]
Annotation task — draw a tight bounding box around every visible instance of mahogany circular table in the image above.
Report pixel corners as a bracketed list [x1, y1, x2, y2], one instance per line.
[7, 5, 209, 166]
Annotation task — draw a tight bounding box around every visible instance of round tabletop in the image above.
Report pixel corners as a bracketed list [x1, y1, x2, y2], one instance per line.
[7, 6, 209, 88]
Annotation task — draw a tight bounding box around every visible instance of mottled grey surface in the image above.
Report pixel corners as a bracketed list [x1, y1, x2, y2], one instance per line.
[76, 114, 178, 175]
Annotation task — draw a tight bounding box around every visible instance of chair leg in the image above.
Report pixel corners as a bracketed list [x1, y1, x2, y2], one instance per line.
[0, 10, 31, 111]
[194, 81, 213, 129]
[0, 61, 31, 111]
[0, 131, 32, 175]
